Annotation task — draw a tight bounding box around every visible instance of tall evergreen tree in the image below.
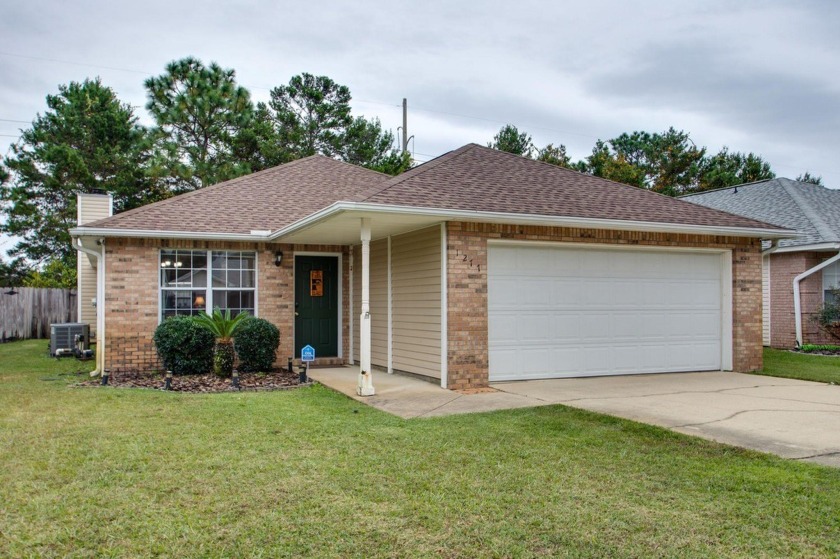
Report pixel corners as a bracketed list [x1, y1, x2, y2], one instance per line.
[488, 124, 534, 157]
[796, 172, 823, 186]
[145, 57, 254, 191]
[260, 74, 409, 174]
[536, 143, 574, 168]
[340, 116, 411, 175]
[268, 73, 353, 159]
[607, 128, 706, 195]
[697, 147, 775, 192]
[1, 78, 162, 265]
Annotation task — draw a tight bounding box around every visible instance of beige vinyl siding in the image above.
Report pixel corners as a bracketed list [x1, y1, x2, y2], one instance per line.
[762, 254, 771, 346]
[77, 194, 111, 333]
[351, 241, 388, 369]
[78, 194, 111, 225]
[391, 226, 442, 379]
[78, 262, 97, 330]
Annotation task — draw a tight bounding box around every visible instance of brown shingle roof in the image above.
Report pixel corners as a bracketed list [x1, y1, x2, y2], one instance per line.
[81, 144, 785, 237]
[83, 155, 390, 234]
[358, 144, 783, 231]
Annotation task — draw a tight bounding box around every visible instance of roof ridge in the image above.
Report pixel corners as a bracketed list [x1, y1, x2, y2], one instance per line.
[779, 178, 838, 242]
[352, 144, 479, 202]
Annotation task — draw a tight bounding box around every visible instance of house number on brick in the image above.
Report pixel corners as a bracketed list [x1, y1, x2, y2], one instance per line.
[455, 249, 482, 272]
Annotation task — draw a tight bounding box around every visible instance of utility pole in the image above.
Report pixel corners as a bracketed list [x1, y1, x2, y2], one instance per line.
[402, 98, 408, 154]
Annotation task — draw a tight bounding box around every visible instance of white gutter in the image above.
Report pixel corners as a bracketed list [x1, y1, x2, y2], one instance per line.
[69, 227, 270, 242]
[771, 242, 840, 254]
[75, 238, 105, 376]
[793, 251, 840, 346]
[267, 202, 796, 242]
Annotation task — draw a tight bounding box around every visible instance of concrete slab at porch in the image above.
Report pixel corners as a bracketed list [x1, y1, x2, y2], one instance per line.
[308, 367, 546, 419]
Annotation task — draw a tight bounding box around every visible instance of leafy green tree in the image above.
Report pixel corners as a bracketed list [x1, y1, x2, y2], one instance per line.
[145, 57, 254, 191]
[697, 147, 775, 192]
[268, 73, 352, 159]
[1, 78, 163, 265]
[796, 172, 823, 186]
[536, 143, 573, 168]
[488, 124, 534, 157]
[22, 259, 76, 288]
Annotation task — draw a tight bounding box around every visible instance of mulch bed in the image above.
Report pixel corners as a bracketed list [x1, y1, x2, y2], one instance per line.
[77, 368, 311, 393]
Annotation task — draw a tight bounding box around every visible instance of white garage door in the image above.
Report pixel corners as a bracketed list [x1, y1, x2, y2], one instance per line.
[488, 244, 728, 381]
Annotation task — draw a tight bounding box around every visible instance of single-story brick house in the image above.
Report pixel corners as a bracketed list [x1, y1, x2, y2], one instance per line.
[71, 144, 791, 391]
[683, 178, 840, 348]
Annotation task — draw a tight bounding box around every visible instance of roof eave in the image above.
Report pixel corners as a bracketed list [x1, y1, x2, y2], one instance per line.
[70, 202, 797, 243]
[269, 202, 797, 241]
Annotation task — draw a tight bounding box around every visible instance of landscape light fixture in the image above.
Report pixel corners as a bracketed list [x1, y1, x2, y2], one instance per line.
[274, 251, 283, 267]
[5, 288, 18, 295]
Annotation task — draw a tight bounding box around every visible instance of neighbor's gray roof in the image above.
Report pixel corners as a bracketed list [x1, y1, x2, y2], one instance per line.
[78, 143, 786, 238]
[682, 178, 840, 249]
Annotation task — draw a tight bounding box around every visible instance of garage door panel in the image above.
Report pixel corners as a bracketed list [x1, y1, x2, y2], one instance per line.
[488, 245, 724, 380]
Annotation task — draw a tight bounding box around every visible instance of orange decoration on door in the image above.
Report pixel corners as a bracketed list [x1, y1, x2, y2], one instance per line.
[310, 270, 324, 297]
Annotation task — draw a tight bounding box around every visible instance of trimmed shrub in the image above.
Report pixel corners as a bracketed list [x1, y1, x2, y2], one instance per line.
[234, 317, 280, 372]
[153, 316, 215, 375]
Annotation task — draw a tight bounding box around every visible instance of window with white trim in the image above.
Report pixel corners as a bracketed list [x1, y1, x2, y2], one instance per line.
[160, 249, 256, 319]
[823, 260, 840, 303]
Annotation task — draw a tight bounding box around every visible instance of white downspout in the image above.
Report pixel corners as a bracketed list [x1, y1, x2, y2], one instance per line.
[794, 251, 840, 346]
[75, 237, 105, 376]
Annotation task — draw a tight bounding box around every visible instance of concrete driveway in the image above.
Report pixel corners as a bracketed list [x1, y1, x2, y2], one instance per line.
[494, 372, 840, 467]
[310, 368, 840, 467]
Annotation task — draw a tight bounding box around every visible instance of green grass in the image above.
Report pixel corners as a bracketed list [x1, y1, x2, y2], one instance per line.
[758, 347, 840, 384]
[2, 340, 839, 558]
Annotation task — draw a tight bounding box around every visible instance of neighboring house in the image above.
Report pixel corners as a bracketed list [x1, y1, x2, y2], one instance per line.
[683, 178, 840, 348]
[70, 144, 790, 391]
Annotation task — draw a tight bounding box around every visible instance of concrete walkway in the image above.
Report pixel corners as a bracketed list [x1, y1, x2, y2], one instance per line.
[309, 367, 840, 467]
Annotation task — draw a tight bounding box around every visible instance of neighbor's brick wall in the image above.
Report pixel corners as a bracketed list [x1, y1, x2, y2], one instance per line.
[445, 222, 763, 390]
[104, 238, 349, 373]
[769, 252, 836, 348]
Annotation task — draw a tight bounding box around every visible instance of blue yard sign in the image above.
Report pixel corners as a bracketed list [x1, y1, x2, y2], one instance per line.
[301, 344, 316, 362]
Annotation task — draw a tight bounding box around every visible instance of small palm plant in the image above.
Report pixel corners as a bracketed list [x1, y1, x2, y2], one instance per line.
[195, 308, 250, 377]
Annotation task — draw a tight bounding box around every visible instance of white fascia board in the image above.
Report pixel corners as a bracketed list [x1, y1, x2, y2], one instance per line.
[70, 227, 271, 242]
[268, 202, 797, 241]
[769, 242, 840, 254]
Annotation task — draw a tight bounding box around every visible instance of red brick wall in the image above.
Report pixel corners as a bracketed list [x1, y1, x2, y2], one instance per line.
[445, 222, 763, 390]
[769, 251, 838, 348]
[103, 238, 349, 373]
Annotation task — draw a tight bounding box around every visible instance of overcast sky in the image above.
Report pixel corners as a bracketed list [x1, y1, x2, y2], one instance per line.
[1, 0, 839, 256]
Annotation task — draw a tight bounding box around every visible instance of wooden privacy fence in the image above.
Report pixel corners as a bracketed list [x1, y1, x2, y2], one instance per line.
[0, 288, 77, 340]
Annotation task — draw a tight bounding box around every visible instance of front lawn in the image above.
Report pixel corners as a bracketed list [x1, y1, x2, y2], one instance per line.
[1, 340, 839, 558]
[759, 347, 840, 384]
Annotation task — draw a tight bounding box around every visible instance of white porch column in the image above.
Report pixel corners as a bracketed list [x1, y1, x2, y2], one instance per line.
[357, 218, 375, 396]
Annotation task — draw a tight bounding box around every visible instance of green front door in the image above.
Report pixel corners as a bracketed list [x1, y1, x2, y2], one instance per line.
[294, 255, 339, 358]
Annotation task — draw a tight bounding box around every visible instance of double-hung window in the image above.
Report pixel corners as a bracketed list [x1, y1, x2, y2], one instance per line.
[823, 260, 840, 304]
[160, 249, 256, 320]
